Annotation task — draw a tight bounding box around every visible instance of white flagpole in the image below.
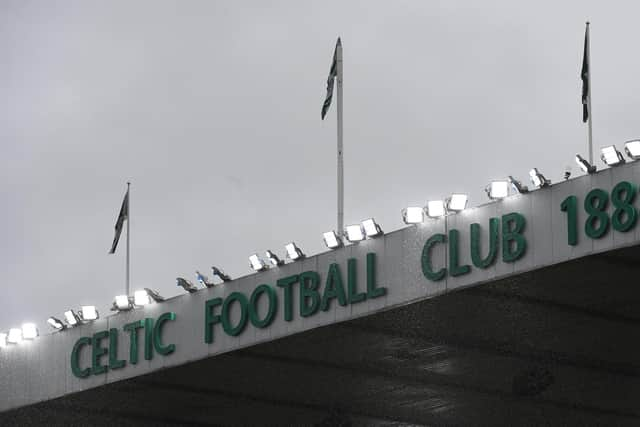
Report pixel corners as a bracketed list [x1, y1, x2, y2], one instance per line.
[126, 181, 130, 297]
[336, 38, 344, 236]
[586, 22, 593, 164]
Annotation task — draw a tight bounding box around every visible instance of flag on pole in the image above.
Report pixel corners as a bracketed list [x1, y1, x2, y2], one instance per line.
[109, 190, 129, 254]
[581, 25, 590, 123]
[321, 38, 341, 120]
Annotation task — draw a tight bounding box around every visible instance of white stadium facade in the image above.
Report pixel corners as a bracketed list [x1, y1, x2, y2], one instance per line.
[1, 157, 640, 426]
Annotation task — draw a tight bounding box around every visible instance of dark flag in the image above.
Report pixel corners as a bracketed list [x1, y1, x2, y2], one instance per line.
[321, 38, 341, 120]
[581, 24, 590, 123]
[109, 190, 129, 254]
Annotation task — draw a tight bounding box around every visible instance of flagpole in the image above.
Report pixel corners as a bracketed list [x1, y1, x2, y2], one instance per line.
[336, 38, 344, 236]
[586, 22, 593, 164]
[126, 181, 130, 297]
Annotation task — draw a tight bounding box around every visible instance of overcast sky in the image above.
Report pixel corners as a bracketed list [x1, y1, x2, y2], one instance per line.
[2, 0, 640, 334]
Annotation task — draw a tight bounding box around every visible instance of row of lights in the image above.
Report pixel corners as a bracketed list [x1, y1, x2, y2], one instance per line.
[176, 266, 233, 292]
[0, 289, 167, 347]
[577, 140, 640, 174]
[5, 141, 640, 344]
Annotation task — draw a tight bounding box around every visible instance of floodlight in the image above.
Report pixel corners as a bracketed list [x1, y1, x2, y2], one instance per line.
[134, 290, 151, 306]
[575, 154, 596, 174]
[529, 168, 550, 189]
[146, 288, 164, 302]
[402, 207, 424, 224]
[22, 323, 38, 340]
[285, 242, 305, 261]
[7, 328, 22, 344]
[47, 317, 66, 331]
[64, 310, 80, 326]
[323, 231, 343, 249]
[177, 277, 199, 293]
[600, 145, 625, 166]
[426, 200, 446, 218]
[196, 270, 214, 288]
[564, 166, 571, 180]
[79, 306, 99, 321]
[624, 140, 640, 160]
[508, 176, 528, 194]
[113, 294, 133, 310]
[447, 194, 468, 212]
[345, 224, 365, 242]
[212, 266, 232, 282]
[0, 333, 7, 348]
[265, 250, 284, 266]
[361, 218, 383, 238]
[486, 181, 509, 199]
[249, 254, 268, 271]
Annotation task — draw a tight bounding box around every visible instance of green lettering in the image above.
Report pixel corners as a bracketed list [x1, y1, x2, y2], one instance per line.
[470, 218, 499, 268]
[276, 274, 299, 321]
[321, 263, 348, 311]
[347, 258, 366, 303]
[366, 252, 386, 298]
[449, 229, 471, 276]
[299, 271, 321, 317]
[221, 292, 249, 336]
[204, 298, 223, 344]
[144, 318, 154, 361]
[91, 330, 109, 375]
[502, 212, 527, 262]
[108, 328, 126, 370]
[123, 320, 144, 364]
[71, 336, 91, 378]
[153, 312, 176, 356]
[421, 233, 447, 281]
[249, 285, 277, 328]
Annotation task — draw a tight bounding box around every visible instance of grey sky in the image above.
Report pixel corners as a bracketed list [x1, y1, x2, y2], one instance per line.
[2, 0, 640, 333]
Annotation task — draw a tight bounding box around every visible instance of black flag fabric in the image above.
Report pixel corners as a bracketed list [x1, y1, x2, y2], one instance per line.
[581, 24, 589, 123]
[321, 38, 340, 120]
[109, 190, 129, 254]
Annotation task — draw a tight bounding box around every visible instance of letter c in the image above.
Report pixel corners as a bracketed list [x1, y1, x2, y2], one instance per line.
[71, 336, 92, 378]
[421, 233, 447, 281]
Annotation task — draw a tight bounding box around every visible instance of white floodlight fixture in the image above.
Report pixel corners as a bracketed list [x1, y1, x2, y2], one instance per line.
[212, 266, 232, 282]
[323, 231, 343, 249]
[21, 323, 38, 340]
[529, 168, 551, 189]
[47, 317, 66, 331]
[114, 294, 133, 310]
[426, 200, 446, 218]
[0, 332, 7, 348]
[508, 176, 529, 194]
[600, 145, 625, 166]
[7, 328, 22, 344]
[64, 310, 81, 327]
[285, 242, 305, 261]
[575, 154, 596, 174]
[132, 289, 164, 306]
[249, 254, 268, 272]
[134, 290, 151, 306]
[265, 250, 284, 266]
[196, 270, 214, 288]
[402, 207, 424, 224]
[447, 194, 468, 212]
[345, 224, 365, 242]
[486, 180, 510, 199]
[624, 140, 640, 160]
[362, 218, 383, 238]
[177, 277, 199, 293]
[79, 306, 99, 321]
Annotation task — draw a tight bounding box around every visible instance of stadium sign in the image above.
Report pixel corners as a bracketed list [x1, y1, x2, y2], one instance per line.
[70, 179, 637, 378]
